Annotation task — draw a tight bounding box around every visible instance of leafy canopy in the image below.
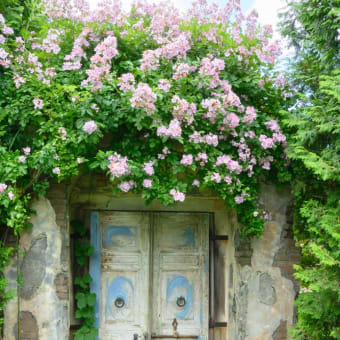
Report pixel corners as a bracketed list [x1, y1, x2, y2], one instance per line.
[0, 0, 291, 237]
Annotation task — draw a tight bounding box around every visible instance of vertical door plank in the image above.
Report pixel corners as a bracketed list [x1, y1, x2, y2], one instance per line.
[90, 211, 101, 332]
[94, 211, 151, 340]
[152, 213, 210, 339]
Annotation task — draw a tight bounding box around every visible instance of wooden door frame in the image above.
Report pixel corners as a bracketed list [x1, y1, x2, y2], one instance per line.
[70, 194, 232, 339]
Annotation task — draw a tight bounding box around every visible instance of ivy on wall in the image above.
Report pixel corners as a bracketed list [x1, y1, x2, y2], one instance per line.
[0, 243, 14, 331]
[72, 220, 98, 340]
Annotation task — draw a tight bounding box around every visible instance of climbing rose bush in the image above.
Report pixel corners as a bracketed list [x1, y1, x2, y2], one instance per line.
[0, 0, 291, 237]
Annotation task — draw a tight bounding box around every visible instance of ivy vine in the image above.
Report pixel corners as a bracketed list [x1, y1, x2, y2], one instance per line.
[0, 243, 14, 332]
[72, 220, 98, 340]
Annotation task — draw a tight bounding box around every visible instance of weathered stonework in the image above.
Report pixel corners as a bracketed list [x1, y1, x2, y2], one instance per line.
[3, 177, 299, 340]
[55, 272, 69, 300]
[13, 311, 39, 340]
[20, 234, 47, 300]
[234, 230, 253, 267]
[4, 197, 70, 340]
[258, 272, 277, 306]
[272, 320, 288, 340]
[227, 183, 298, 340]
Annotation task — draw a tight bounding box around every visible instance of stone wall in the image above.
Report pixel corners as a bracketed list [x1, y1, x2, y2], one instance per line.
[3, 183, 70, 340]
[227, 184, 299, 340]
[3, 178, 299, 340]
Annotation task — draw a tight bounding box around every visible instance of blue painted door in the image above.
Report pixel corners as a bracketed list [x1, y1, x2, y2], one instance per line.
[90, 211, 209, 340]
[91, 212, 151, 340]
[152, 213, 209, 339]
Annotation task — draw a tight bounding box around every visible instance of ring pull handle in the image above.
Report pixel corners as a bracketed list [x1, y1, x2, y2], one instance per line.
[176, 296, 186, 308]
[115, 297, 125, 308]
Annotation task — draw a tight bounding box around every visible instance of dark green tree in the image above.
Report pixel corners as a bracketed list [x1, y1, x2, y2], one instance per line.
[279, 1, 340, 338]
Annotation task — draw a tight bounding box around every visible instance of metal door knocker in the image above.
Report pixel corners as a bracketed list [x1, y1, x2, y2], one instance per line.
[176, 296, 186, 308]
[115, 297, 125, 308]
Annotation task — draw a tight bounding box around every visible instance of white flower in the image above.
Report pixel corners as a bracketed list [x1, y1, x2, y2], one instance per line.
[23, 147, 31, 155]
[52, 167, 60, 175]
[82, 120, 98, 134]
[8, 191, 14, 200]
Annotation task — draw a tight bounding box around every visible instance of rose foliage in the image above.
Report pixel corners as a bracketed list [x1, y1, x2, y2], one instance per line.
[0, 0, 291, 326]
[0, 0, 291, 232]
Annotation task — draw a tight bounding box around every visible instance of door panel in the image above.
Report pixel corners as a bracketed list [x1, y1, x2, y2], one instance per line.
[152, 213, 209, 339]
[97, 212, 150, 340]
[90, 211, 209, 340]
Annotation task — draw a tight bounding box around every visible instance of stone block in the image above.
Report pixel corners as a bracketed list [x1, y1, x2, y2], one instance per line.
[272, 320, 287, 340]
[21, 234, 47, 300]
[55, 272, 69, 300]
[258, 272, 277, 305]
[14, 311, 39, 340]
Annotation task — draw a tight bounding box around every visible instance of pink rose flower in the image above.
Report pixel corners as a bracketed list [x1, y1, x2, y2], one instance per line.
[180, 154, 193, 166]
[224, 112, 240, 128]
[234, 196, 244, 204]
[265, 119, 280, 132]
[3, 26, 14, 35]
[118, 180, 136, 192]
[23, 147, 31, 155]
[58, 127, 67, 140]
[224, 175, 232, 185]
[259, 134, 274, 149]
[143, 161, 155, 176]
[33, 98, 44, 109]
[157, 79, 171, 92]
[8, 191, 14, 200]
[83, 120, 98, 134]
[0, 183, 7, 193]
[243, 106, 257, 124]
[211, 172, 221, 183]
[192, 180, 200, 187]
[143, 179, 153, 188]
[108, 153, 129, 177]
[170, 189, 185, 202]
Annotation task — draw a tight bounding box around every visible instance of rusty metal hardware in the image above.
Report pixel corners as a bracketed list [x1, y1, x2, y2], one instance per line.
[212, 235, 229, 241]
[133, 332, 149, 340]
[151, 318, 199, 338]
[172, 318, 178, 337]
[151, 335, 199, 339]
[115, 297, 125, 308]
[176, 296, 186, 308]
[209, 319, 228, 328]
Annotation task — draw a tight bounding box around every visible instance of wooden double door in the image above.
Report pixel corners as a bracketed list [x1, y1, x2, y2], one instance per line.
[89, 211, 209, 340]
